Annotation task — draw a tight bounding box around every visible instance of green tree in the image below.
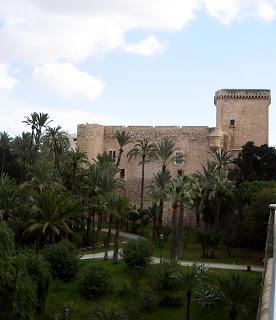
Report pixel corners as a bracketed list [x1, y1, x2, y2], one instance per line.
[127, 137, 156, 209]
[115, 130, 131, 167]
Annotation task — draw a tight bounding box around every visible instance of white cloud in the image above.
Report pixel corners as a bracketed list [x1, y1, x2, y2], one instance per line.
[257, 0, 276, 22]
[30, 62, 104, 101]
[125, 36, 166, 56]
[0, 64, 17, 94]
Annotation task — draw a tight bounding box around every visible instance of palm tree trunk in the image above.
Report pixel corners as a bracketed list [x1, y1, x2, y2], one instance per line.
[170, 202, 178, 262]
[113, 221, 120, 264]
[116, 148, 123, 167]
[186, 289, 192, 320]
[215, 199, 220, 228]
[95, 212, 103, 243]
[176, 202, 184, 260]
[152, 203, 157, 241]
[104, 214, 113, 261]
[195, 206, 200, 227]
[157, 199, 164, 237]
[229, 306, 237, 320]
[140, 158, 145, 210]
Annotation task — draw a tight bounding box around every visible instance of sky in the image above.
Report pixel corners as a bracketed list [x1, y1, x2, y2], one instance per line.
[1, 0, 276, 144]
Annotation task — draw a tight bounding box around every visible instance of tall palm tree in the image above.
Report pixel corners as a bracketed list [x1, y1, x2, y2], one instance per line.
[23, 112, 38, 151]
[148, 169, 171, 237]
[43, 126, 68, 172]
[0, 132, 11, 175]
[66, 147, 88, 191]
[34, 113, 52, 151]
[127, 138, 156, 209]
[112, 195, 131, 264]
[115, 130, 131, 167]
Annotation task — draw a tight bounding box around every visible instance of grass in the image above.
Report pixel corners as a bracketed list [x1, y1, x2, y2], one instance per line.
[154, 241, 264, 265]
[41, 259, 262, 320]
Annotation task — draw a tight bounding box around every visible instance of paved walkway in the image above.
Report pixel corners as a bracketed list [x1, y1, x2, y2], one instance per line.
[80, 250, 264, 272]
[101, 229, 146, 240]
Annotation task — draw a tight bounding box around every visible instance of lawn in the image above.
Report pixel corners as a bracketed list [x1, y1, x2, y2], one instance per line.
[41, 259, 262, 320]
[154, 241, 264, 265]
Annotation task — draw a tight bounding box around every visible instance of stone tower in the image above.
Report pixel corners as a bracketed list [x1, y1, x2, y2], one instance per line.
[214, 89, 271, 151]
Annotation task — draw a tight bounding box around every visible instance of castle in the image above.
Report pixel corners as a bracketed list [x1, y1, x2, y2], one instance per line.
[77, 89, 271, 214]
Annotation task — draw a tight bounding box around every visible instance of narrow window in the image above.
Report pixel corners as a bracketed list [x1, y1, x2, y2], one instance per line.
[109, 151, 113, 157]
[177, 169, 183, 177]
[120, 169, 125, 179]
[113, 151, 116, 159]
[230, 119, 235, 127]
[174, 151, 184, 165]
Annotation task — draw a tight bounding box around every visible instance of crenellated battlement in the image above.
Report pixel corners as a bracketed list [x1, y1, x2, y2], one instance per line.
[215, 89, 271, 104]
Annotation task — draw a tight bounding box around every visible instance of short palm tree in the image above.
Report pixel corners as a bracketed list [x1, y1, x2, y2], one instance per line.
[0, 173, 18, 221]
[210, 148, 232, 172]
[0, 131, 12, 174]
[115, 130, 131, 167]
[25, 187, 78, 244]
[95, 304, 126, 320]
[127, 137, 156, 209]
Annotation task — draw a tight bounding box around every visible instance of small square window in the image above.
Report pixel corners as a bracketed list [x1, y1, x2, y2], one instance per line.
[174, 151, 184, 165]
[120, 169, 125, 179]
[229, 119, 235, 127]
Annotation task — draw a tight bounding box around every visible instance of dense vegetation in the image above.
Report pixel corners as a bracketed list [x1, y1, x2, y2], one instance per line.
[0, 112, 275, 319]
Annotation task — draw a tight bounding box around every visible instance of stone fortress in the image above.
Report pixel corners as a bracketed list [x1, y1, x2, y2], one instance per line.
[77, 89, 271, 213]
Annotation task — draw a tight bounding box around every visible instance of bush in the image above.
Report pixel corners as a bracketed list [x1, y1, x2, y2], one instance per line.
[161, 224, 172, 242]
[138, 287, 159, 311]
[0, 222, 15, 258]
[95, 304, 126, 320]
[157, 262, 182, 290]
[43, 240, 80, 282]
[196, 228, 221, 258]
[16, 250, 52, 314]
[159, 295, 183, 308]
[121, 238, 153, 273]
[80, 265, 111, 299]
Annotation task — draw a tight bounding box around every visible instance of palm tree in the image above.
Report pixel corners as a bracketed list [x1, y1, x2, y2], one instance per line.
[0, 132, 11, 175]
[0, 173, 18, 221]
[148, 169, 171, 237]
[23, 112, 38, 151]
[95, 304, 126, 320]
[168, 176, 193, 261]
[115, 130, 131, 167]
[66, 147, 88, 191]
[25, 187, 78, 244]
[177, 264, 208, 320]
[112, 195, 131, 264]
[210, 148, 232, 172]
[127, 138, 156, 209]
[34, 113, 52, 151]
[43, 126, 68, 172]
[217, 274, 253, 320]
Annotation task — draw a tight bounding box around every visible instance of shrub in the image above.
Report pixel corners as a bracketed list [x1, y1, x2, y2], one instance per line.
[95, 304, 126, 320]
[121, 238, 153, 273]
[196, 228, 221, 258]
[138, 287, 159, 311]
[161, 224, 172, 242]
[157, 262, 182, 290]
[0, 222, 15, 258]
[43, 240, 80, 282]
[80, 265, 111, 299]
[16, 250, 52, 314]
[159, 295, 183, 308]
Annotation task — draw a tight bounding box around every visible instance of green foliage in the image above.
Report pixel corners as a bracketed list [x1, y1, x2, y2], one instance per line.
[156, 262, 182, 290]
[159, 295, 183, 308]
[243, 188, 276, 249]
[234, 142, 276, 182]
[43, 240, 80, 282]
[80, 265, 111, 299]
[95, 304, 127, 320]
[0, 222, 15, 258]
[16, 250, 52, 314]
[121, 239, 153, 273]
[138, 287, 159, 311]
[196, 229, 221, 258]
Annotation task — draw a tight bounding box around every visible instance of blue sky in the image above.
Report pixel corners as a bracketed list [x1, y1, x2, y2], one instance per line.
[0, 1, 276, 144]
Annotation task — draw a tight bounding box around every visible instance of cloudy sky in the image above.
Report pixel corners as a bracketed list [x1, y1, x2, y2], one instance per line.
[1, 0, 276, 144]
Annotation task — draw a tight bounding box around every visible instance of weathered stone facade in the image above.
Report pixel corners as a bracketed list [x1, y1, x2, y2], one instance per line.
[77, 89, 271, 219]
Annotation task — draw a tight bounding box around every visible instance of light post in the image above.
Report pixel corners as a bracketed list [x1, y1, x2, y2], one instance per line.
[160, 234, 164, 264]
